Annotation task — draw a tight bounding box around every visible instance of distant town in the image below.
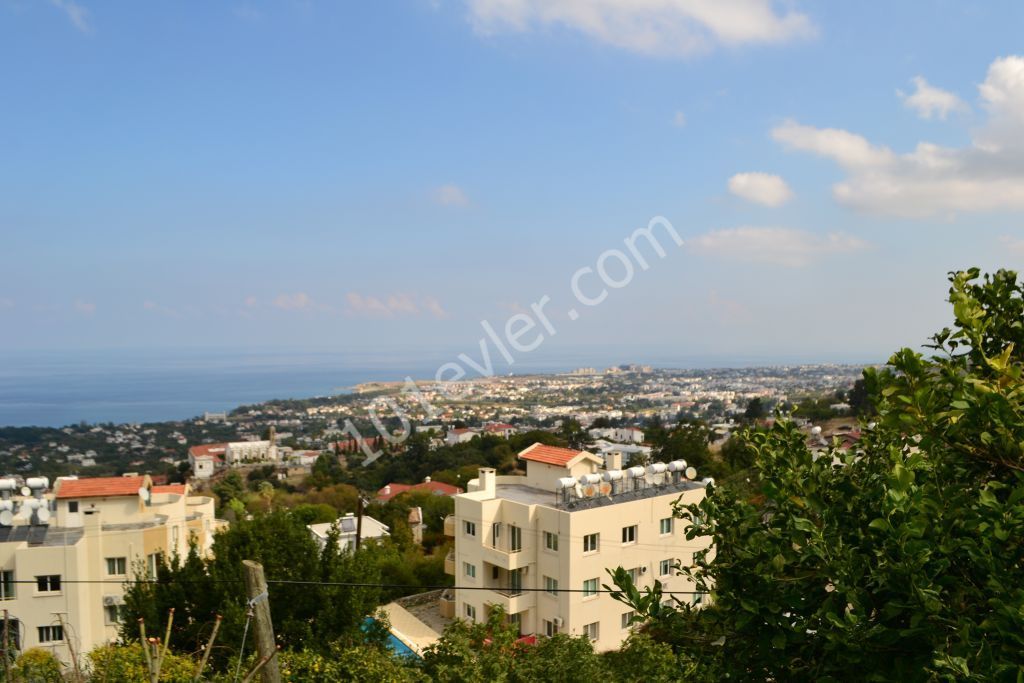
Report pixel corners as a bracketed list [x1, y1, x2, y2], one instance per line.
[0, 364, 868, 482]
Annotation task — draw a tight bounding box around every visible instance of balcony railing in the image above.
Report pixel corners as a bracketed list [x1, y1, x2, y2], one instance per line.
[444, 549, 455, 576]
[443, 515, 456, 537]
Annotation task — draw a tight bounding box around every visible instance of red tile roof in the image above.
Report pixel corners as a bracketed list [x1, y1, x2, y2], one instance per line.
[153, 484, 188, 496]
[56, 476, 154, 500]
[518, 443, 585, 467]
[484, 423, 515, 432]
[189, 444, 227, 462]
[376, 480, 463, 503]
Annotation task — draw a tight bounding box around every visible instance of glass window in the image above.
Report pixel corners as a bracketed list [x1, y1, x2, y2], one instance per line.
[509, 525, 522, 552]
[68, 501, 79, 513]
[35, 575, 61, 592]
[37, 625, 63, 643]
[146, 552, 162, 580]
[583, 533, 599, 553]
[464, 604, 476, 620]
[659, 517, 673, 535]
[543, 531, 558, 551]
[583, 578, 598, 597]
[627, 567, 640, 584]
[659, 559, 673, 576]
[106, 557, 127, 576]
[509, 568, 523, 596]
[464, 521, 476, 537]
[0, 571, 14, 600]
[621, 525, 637, 544]
[543, 619, 559, 637]
[621, 611, 635, 629]
[463, 562, 476, 579]
[584, 621, 599, 641]
[491, 522, 501, 547]
[544, 575, 559, 595]
[104, 605, 125, 624]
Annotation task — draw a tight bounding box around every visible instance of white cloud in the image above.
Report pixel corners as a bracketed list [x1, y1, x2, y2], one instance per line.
[346, 292, 451, 319]
[50, 0, 92, 34]
[434, 184, 470, 207]
[672, 110, 687, 127]
[466, 0, 816, 58]
[74, 300, 96, 315]
[727, 172, 793, 207]
[898, 76, 968, 120]
[771, 56, 1024, 218]
[272, 292, 314, 311]
[690, 227, 868, 267]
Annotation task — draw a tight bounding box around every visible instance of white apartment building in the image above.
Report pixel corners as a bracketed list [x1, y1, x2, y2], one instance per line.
[0, 475, 223, 666]
[445, 443, 711, 652]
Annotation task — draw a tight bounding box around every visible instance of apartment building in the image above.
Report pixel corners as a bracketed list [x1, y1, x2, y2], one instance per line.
[0, 475, 223, 666]
[445, 443, 712, 652]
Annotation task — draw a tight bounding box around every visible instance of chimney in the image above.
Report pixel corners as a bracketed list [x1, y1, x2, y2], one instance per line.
[424, 476, 431, 483]
[606, 451, 622, 471]
[478, 468, 496, 497]
[382, 485, 391, 496]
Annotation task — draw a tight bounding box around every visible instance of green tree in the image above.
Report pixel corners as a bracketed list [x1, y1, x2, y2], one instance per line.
[743, 397, 766, 421]
[611, 268, 1024, 681]
[212, 470, 245, 508]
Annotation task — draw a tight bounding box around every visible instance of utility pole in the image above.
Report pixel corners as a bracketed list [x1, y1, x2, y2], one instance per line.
[242, 560, 281, 683]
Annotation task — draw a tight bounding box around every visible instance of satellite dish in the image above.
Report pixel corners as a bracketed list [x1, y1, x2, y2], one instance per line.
[20, 487, 30, 497]
[138, 487, 151, 503]
[37, 508, 51, 523]
[685, 467, 698, 480]
[0, 511, 12, 526]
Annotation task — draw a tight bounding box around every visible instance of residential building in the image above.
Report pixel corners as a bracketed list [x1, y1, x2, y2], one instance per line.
[377, 477, 463, 503]
[446, 428, 479, 446]
[187, 444, 225, 480]
[308, 513, 389, 552]
[445, 443, 711, 652]
[483, 423, 516, 439]
[0, 475, 223, 667]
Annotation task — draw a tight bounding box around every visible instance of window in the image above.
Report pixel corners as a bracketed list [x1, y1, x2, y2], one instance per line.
[147, 552, 162, 579]
[627, 567, 640, 584]
[36, 575, 60, 592]
[621, 525, 637, 544]
[584, 621, 599, 641]
[464, 521, 476, 537]
[659, 517, 673, 535]
[621, 611, 635, 629]
[543, 531, 558, 551]
[463, 562, 476, 579]
[543, 619, 559, 637]
[37, 625, 63, 643]
[106, 557, 127, 576]
[583, 578, 598, 597]
[544, 576, 559, 596]
[0, 571, 13, 601]
[693, 592, 706, 606]
[464, 604, 476, 620]
[509, 525, 522, 552]
[509, 568, 523, 596]
[659, 559, 673, 577]
[507, 612, 521, 635]
[68, 501, 79, 513]
[583, 533, 599, 553]
[104, 605, 126, 624]
[491, 522, 501, 547]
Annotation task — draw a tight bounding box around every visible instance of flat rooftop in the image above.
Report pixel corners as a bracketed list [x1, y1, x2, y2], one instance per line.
[494, 479, 704, 511]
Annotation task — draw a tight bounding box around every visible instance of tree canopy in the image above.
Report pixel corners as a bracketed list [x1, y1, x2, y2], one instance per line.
[612, 268, 1024, 681]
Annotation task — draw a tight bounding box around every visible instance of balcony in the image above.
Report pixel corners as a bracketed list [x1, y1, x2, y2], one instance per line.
[443, 515, 456, 537]
[444, 549, 455, 576]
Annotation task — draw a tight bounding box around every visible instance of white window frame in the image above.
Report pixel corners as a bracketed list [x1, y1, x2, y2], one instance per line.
[544, 575, 558, 596]
[464, 603, 476, 620]
[35, 575, 61, 593]
[463, 562, 476, 579]
[621, 611, 635, 629]
[106, 557, 127, 576]
[509, 525, 522, 553]
[659, 517, 673, 535]
[583, 577, 598, 598]
[583, 533, 599, 554]
[584, 621, 599, 641]
[659, 558, 673, 577]
[37, 625, 63, 643]
[464, 521, 476, 537]
[621, 525, 637, 545]
[543, 531, 558, 551]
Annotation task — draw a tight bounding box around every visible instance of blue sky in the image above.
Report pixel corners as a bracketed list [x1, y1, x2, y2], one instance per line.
[3, 0, 1024, 365]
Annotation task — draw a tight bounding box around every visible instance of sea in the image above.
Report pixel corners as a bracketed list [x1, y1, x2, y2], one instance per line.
[0, 347, 871, 428]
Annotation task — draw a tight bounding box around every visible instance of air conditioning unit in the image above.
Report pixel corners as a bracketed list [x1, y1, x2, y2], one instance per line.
[102, 595, 121, 607]
[639, 565, 648, 575]
[553, 617, 564, 628]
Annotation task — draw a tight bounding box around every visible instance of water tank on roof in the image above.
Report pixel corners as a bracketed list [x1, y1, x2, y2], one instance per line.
[556, 477, 578, 490]
[667, 460, 687, 472]
[624, 466, 646, 478]
[602, 470, 622, 482]
[646, 462, 667, 475]
[579, 473, 602, 486]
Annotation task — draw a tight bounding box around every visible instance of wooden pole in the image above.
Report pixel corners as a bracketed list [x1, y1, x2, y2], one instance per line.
[55, 613, 82, 683]
[242, 560, 281, 683]
[193, 614, 222, 683]
[3, 609, 10, 683]
[355, 496, 364, 551]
